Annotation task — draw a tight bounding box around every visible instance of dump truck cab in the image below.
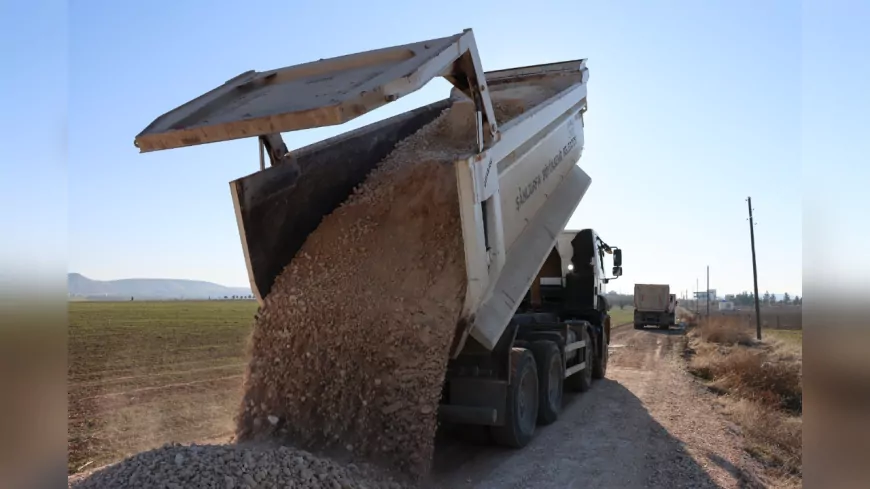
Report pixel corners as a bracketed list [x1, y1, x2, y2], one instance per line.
[522, 229, 622, 315]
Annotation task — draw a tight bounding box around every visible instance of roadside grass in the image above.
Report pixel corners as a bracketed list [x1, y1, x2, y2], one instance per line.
[684, 314, 802, 485]
[764, 328, 803, 346]
[696, 316, 754, 346]
[68, 300, 257, 474]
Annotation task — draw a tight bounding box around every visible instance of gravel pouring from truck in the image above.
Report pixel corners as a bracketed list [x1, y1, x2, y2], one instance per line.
[134, 29, 622, 475]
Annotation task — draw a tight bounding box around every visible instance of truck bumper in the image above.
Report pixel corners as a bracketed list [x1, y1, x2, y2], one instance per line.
[634, 312, 675, 325]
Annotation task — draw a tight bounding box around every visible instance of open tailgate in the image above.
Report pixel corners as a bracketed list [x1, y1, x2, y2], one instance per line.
[134, 30, 484, 153]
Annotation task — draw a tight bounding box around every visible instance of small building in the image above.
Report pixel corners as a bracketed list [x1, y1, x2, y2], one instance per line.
[693, 289, 717, 302]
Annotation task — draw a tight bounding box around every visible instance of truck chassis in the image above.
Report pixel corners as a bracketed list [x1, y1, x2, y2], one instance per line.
[440, 310, 610, 447]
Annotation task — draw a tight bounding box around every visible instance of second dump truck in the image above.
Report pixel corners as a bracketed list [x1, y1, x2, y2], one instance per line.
[634, 284, 677, 330]
[134, 29, 623, 452]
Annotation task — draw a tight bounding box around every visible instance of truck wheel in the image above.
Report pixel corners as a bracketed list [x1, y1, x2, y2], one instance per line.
[634, 323, 643, 330]
[530, 341, 563, 426]
[592, 332, 608, 380]
[565, 328, 593, 393]
[491, 348, 539, 448]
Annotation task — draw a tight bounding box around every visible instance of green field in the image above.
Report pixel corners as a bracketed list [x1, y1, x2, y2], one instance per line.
[68, 300, 257, 473]
[609, 306, 634, 326]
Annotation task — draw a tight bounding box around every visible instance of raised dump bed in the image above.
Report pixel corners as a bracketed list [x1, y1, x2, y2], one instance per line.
[135, 29, 592, 356]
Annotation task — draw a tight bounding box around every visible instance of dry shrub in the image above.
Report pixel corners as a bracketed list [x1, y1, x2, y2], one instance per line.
[678, 308, 698, 328]
[709, 349, 802, 414]
[688, 314, 804, 485]
[727, 399, 802, 482]
[698, 315, 754, 346]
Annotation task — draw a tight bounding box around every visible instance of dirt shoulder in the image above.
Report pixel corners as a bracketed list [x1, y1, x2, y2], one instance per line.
[429, 326, 766, 488]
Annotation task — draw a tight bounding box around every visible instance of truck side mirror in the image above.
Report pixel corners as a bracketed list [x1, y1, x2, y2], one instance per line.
[613, 249, 622, 267]
[612, 266, 622, 277]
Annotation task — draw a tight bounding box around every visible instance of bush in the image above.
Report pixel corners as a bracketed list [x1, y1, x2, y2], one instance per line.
[706, 349, 802, 414]
[698, 316, 754, 346]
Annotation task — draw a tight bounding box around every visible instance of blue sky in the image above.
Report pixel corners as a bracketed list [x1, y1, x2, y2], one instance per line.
[8, 0, 867, 299]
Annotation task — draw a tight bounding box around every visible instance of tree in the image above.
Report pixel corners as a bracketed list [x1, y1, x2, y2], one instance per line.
[733, 291, 755, 306]
[783, 292, 791, 304]
[763, 291, 771, 305]
[794, 295, 801, 305]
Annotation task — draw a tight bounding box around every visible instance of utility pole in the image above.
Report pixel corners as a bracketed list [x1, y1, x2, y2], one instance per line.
[747, 197, 762, 340]
[695, 278, 699, 314]
[706, 266, 710, 316]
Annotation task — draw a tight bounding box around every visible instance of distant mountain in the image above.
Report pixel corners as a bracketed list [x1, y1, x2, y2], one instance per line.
[68, 273, 252, 300]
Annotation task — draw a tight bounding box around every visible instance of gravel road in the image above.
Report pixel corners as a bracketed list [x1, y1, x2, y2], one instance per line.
[427, 324, 766, 489]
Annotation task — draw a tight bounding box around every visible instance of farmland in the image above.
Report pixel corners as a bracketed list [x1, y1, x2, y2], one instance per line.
[608, 306, 634, 326]
[68, 300, 257, 474]
[69, 299, 639, 475]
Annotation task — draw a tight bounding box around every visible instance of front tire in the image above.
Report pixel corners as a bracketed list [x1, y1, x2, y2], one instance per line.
[565, 328, 593, 393]
[530, 341, 563, 425]
[490, 348, 539, 448]
[592, 330, 608, 380]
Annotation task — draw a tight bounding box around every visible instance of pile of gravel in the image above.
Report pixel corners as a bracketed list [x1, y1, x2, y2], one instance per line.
[69, 443, 408, 489]
[235, 85, 559, 478]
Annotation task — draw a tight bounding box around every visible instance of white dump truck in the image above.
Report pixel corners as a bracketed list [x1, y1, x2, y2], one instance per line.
[634, 284, 677, 330]
[135, 29, 623, 450]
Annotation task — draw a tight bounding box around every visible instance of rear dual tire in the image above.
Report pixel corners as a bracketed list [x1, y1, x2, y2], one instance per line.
[530, 341, 563, 426]
[491, 330, 605, 448]
[490, 348, 539, 448]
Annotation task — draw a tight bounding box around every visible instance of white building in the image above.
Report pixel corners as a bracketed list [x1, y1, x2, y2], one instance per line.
[693, 289, 717, 301]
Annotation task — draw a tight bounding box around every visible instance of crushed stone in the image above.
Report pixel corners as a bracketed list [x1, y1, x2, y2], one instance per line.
[235, 84, 559, 478]
[69, 442, 409, 489]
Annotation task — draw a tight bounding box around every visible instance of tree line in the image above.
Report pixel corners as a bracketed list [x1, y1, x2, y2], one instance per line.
[603, 290, 802, 309]
[729, 291, 801, 306]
